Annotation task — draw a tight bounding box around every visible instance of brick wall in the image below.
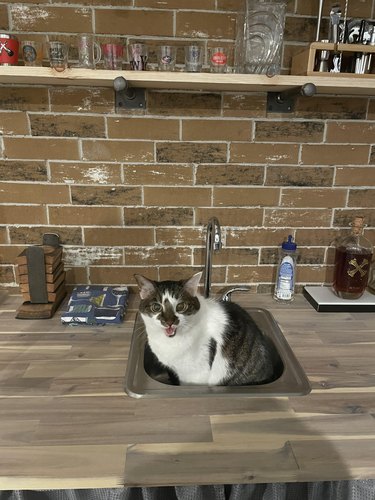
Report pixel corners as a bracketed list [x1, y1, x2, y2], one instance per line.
[1, 0, 375, 293]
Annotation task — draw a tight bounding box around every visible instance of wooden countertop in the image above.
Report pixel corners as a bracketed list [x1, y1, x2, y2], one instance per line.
[0, 290, 375, 490]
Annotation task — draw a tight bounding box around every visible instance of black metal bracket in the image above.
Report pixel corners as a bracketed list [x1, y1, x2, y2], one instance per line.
[113, 76, 146, 111]
[267, 83, 317, 113]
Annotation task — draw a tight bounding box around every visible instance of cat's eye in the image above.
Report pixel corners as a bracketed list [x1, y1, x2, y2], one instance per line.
[176, 302, 188, 313]
[150, 302, 162, 313]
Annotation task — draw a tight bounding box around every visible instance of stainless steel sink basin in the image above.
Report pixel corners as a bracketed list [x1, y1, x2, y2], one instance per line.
[125, 307, 311, 398]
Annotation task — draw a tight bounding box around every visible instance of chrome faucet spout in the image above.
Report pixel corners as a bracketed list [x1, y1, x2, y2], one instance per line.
[203, 217, 222, 298]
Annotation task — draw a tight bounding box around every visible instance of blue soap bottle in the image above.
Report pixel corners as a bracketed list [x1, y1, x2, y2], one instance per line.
[274, 235, 297, 302]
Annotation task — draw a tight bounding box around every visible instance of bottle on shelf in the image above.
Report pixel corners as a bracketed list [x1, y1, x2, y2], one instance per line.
[274, 235, 297, 303]
[332, 216, 373, 300]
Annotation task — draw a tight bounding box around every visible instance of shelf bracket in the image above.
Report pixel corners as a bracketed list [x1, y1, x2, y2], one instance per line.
[113, 76, 146, 112]
[267, 82, 317, 113]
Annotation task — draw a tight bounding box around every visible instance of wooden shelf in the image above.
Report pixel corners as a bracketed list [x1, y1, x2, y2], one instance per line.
[1, 65, 375, 96]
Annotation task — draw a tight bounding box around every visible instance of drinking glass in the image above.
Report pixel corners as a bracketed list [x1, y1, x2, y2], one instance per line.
[185, 45, 203, 72]
[21, 40, 43, 67]
[78, 35, 101, 69]
[49, 41, 68, 72]
[209, 47, 228, 73]
[102, 43, 123, 70]
[158, 45, 176, 71]
[128, 43, 148, 71]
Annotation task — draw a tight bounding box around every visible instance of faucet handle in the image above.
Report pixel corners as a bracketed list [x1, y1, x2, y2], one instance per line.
[221, 286, 251, 302]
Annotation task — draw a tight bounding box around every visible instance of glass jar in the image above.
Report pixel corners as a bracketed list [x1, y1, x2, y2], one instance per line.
[332, 216, 373, 299]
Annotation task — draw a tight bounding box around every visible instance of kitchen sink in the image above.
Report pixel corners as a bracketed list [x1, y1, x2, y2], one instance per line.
[125, 307, 311, 398]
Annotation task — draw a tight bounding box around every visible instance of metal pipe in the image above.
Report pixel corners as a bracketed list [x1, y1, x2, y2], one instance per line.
[203, 217, 222, 298]
[315, 0, 324, 42]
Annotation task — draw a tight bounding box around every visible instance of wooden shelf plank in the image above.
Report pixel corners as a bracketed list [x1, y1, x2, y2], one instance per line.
[1, 66, 375, 95]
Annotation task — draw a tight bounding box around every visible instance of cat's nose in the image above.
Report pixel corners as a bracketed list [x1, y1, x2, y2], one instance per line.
[163, 318, 179, 327]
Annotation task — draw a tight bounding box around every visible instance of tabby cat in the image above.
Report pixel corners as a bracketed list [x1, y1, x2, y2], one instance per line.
[134, 271, 278, 386]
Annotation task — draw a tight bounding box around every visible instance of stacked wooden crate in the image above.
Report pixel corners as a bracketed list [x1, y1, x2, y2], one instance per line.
[15, 239, 66, 319]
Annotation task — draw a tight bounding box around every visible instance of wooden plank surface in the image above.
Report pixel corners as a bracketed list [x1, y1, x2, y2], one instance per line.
[0, 290, 375, 489]
[1, 66, 375, 95]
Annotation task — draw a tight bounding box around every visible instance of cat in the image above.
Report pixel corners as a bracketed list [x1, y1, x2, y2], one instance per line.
[134, 271, 279, 386]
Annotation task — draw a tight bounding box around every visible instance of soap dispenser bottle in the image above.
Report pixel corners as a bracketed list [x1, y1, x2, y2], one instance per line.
[332, 216, 373, 299]
[274, 235, 297, 302]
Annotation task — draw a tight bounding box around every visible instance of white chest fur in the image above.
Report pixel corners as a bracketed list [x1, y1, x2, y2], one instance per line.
[142, 297, 229, 385]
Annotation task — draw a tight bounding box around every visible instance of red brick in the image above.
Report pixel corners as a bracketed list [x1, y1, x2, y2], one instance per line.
[0, 183, 69, 204]
[182, 119, 251, 141]
[84, 228, 154, 246]
[230, 143, 299, 164]
[0, 112, 29, 135]
[176, 11, 236, 39]
[96, 9, 173, 36]
[226, 228, 293, 247]
[124, 208, 193, 226]
[326, 121, 375, 143]
[49, 88, 113, 114]
[0, 206, 47, 225]
[301, 145, 370, 166]
[124, 164, 194, 186]
[49, 206, 122, 226]
[227, 266, 274, 284]
[126, 247, 192, 266]
[10, 226, 82, 245]
[264, 209, 332, 227]
[11, 5, 92, 32]
[50, 163, 122, 185]
[281, 188, 347, 208]
[335, 167, 375, 187]
[144, 187, 211, 207]
[0, 161, 47, 182]
[196, 208, 264, 227]
[196, 164, 264, 186]
[3, 138, 80, 160]
[82, 140, 154, 162]
[156, 228, 204, 246]
[0, 88, 48, 112]
[214, 187, 280, 207]
[107, 117, 179, 140]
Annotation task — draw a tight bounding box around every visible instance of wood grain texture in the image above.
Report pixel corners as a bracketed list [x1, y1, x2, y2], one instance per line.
[0, 67, 375, 95]
[0, 290, 375, 489]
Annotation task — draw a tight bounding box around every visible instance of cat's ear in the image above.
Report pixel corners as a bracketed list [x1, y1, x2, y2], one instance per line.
[134, 274, 156, 300]
[183, 271, 202, 296]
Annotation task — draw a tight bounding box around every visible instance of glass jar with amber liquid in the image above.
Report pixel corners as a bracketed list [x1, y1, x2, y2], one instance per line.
[333, 216, 373, 299]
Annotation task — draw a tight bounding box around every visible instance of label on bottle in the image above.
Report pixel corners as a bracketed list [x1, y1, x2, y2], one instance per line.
[276, 259, 294, 300]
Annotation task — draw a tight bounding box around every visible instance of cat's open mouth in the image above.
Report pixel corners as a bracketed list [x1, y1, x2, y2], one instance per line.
[165, 325, 177, 337]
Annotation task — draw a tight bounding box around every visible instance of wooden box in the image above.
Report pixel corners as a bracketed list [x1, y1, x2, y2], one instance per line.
[291, 42, 375, 77]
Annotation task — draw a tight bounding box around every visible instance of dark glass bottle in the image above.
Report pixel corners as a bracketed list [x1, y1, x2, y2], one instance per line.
[333, 216, 373, 299]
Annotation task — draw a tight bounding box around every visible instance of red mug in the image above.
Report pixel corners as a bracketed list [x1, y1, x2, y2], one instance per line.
[0, 34, 19, 66]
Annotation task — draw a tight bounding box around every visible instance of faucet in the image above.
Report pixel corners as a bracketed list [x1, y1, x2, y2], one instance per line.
[203, 217, 222, 298]
[221, 286, 251, 302]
